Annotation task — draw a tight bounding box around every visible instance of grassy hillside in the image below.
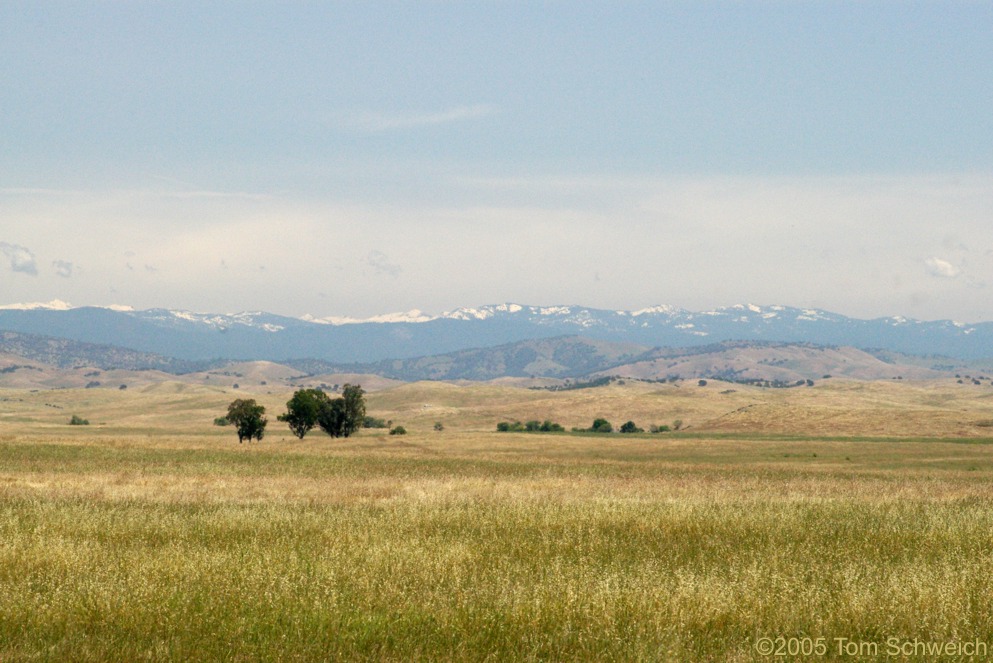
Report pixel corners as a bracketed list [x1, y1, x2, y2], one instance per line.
[5, 376, 993, 439]
[8, 335, 988, 391]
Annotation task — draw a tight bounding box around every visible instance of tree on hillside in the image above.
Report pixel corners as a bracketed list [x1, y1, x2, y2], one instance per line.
[278, 388, 328, 439]
[226, 399, 267, 443]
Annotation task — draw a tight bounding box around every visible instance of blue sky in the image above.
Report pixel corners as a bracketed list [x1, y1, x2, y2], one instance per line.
[2, 2, 993, 321]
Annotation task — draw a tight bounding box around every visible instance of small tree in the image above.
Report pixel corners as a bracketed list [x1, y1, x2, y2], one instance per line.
[226, 399, 267, 443]
[278, 388, 328, 439]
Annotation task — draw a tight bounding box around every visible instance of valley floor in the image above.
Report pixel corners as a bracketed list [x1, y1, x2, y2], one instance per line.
[2, 381, 993, 661]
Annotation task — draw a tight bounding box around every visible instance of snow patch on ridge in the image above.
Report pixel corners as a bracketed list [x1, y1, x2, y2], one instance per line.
[0, 299, 74, 310]
[631, 305, 680, 316]
[306, 310, 434, 325]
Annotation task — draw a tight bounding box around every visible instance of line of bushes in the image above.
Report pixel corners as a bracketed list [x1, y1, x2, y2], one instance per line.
[496, 420, 566, 432]
[497, 417, 684, 434]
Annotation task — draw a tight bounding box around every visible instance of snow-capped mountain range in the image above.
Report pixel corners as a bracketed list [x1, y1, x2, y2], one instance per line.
[0, 300, 990, 362]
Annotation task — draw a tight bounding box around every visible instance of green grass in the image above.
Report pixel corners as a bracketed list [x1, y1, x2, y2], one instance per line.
[4, 404, 993, 659]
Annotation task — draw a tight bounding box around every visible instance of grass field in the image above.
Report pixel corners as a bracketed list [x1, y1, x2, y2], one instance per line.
[3, 380, 993, 661]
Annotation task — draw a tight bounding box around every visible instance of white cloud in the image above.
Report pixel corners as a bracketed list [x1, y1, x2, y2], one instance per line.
[366, 250, 402, 278]
[52, 259, 74, 278]
[924, 257, 961, 278]
[348, 104, 497, 132]
[0, 242, 38, 275]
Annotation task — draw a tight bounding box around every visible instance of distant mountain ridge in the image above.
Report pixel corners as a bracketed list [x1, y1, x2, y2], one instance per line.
[1, 301, 993, 362]
[3, 330, 985, 388]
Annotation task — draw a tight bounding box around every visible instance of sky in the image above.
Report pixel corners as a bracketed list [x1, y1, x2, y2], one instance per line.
[2, 2, 993, 322]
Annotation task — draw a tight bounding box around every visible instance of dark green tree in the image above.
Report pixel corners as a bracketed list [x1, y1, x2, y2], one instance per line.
[341, 384, 366, 437]
[316, 384, 366, 438]
[317, 397, 346, 437]
[226, 399, 267, 443]
[278, 388, 328, 439]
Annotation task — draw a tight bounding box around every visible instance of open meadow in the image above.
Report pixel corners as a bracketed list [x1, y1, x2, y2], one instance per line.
[3, 379, 993, 661]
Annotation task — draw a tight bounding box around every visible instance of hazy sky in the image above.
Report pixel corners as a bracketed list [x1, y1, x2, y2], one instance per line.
[2, 2, 993, 321]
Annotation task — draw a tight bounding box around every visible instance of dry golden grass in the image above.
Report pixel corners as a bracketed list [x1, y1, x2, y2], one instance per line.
[366, 377, 993, 438]
[3, 380, 993, 661]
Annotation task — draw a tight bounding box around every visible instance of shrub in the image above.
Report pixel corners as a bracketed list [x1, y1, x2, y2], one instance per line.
[389, 426, 407, 436]
[434, 422, 444, 432]
[68, 415, 89, 426]
[591, 418, 613, 433]
[213, 417, 230, 427]
[498, 420, 564, 433]
[619, 421, 643, 434]
[496, 421, 525, 432]
[363, 416, 388, 429]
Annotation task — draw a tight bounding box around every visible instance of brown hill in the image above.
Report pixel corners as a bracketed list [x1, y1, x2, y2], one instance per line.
[598, 343, 950, 382]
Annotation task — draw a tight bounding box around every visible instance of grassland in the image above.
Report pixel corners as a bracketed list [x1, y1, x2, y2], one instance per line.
[3, 380, 993, 661]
